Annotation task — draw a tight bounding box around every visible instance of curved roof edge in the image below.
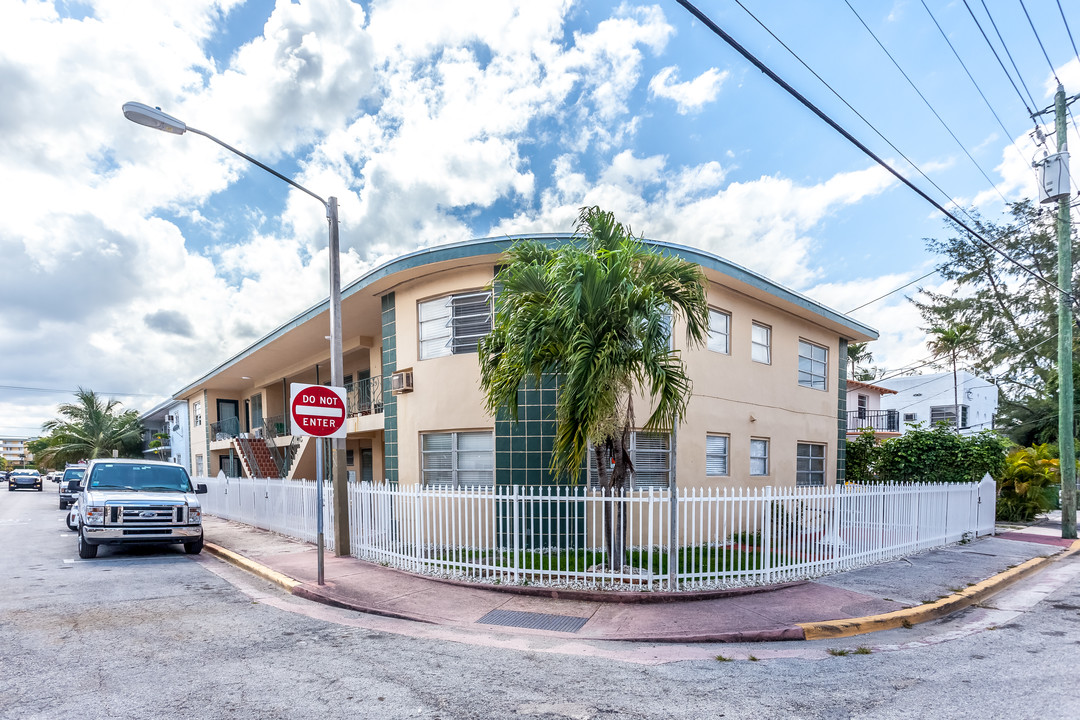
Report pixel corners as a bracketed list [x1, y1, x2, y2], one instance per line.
[173, 234, 878, 397]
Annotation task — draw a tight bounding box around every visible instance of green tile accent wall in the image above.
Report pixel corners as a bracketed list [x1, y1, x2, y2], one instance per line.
[494, 372, 585, 549]
[837, 338, 848, 483]
[494, 372, 561, 487]
[381, 293, 398, 486]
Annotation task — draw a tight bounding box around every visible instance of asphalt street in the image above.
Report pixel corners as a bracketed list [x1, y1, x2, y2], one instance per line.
[2, 484, 1078, 719]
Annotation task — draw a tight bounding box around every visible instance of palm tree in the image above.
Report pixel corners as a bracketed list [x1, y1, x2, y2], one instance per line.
[479, 207, 710, 568]
[847, 342, 873, 380]
[38, 387, 144, 465]
[927, 323, 976, 431]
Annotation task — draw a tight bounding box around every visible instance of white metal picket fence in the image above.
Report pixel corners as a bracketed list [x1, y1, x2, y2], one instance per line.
[196, 474, 996, 591]
[198, 475, 335, 551]
[348, 477, 997, 591]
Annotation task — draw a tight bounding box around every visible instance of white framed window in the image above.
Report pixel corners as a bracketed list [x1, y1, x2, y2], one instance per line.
[798, 340, 828, 390]
[857, 394, 869, 419]
[750, 438, 769, 476]
[193, 401, 203, 427]
[796, 442, 826, 486]
[195, 454, 204, 476]
[707, 309, 730, 354]
[419, 291, 493, 359]
[589, 431, 671, 489]
[751, 322, 771, 364]
[706, 434, 729, 476]
[930, 405, 968, 429]
[421, 431, 494, 488]
[903, 412, 917, 423]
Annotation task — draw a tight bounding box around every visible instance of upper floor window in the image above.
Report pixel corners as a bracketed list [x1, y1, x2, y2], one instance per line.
[857, 394, 869, 418]
[707, 309, 730, 354]
[796, 442, 826, 486]
[419, 291, 493, 359]
[193, 402, 203, 427]
[931, 405, 968, 429]
[798, 340, 828, 390]
[751, 322, 771, 364]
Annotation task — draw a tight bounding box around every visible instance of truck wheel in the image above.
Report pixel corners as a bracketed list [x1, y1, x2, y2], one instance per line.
[184, 538, 204, 555]
[60, 500, 67, 510]
[78, 530, 98, 559]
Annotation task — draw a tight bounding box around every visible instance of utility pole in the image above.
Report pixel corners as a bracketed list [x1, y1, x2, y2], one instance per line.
[1036, 84, 1077, 540]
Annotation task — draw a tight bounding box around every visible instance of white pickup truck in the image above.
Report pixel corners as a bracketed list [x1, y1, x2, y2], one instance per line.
[76, 458, 208, 559]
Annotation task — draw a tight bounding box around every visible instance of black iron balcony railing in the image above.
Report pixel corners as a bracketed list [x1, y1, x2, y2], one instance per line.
[347, 375, 384, 417]
[846, 409, 900, 433]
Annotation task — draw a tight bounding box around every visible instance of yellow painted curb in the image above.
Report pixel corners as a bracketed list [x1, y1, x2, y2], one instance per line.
[204, 542, 302, 593]
[799, 540, 1080, 640]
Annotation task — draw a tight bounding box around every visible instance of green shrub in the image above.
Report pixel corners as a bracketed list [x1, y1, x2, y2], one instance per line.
[996, 443, 1063, 522]
[845, 423, 1008, 485]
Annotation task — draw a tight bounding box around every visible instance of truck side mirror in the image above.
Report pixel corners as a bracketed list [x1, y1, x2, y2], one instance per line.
[195, 483, 208, 494]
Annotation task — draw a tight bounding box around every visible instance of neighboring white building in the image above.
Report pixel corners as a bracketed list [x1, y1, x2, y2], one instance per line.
[877, 370, 998, 435]
[138, 400, 190, 467]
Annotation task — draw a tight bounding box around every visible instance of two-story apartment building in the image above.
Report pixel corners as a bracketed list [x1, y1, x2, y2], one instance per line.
[172, 235, 877, 490]
[877, 370, 998, 435]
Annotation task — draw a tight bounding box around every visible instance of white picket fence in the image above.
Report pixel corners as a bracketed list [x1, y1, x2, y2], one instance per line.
[348, 478, 997, 590]
[198, 475, 335, 551]
[196, 475, 996, 591]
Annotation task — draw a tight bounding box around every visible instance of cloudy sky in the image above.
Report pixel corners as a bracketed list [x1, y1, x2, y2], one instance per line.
[2, 0, 1079, 436]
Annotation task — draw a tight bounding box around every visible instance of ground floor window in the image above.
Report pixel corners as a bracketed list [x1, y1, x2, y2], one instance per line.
[421, 431, 494, 488]
[706, 434, 729, 476]
[750, 438, 769, 476]
[589, 432, 671, 489]
[796, 443, 826, 486]
[195, 454, 204, 476]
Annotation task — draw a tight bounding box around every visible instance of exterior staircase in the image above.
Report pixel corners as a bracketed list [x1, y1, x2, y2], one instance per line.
[235, 437, 281, 479]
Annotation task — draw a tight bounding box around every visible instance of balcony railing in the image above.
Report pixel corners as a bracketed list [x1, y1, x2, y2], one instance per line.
[846, 409, 900, 433]
[347, 375, 384, 417]
[210, 415, 241, 441]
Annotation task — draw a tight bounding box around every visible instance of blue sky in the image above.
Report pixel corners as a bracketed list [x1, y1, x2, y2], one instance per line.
[2, 0, 1079, 435]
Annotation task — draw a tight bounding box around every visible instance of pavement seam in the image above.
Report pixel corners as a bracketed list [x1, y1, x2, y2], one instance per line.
[798, 539, 1080, 640]
[204, 542, 302, 593]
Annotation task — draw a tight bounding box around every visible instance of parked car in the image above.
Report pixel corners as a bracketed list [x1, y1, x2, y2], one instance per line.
[8, 469, 43, 491]
[0, 471, 8, 484]
[75, 459, 207, 559]
[66, 501, 79, 531]
[58, 465, 86, 510]
[49, 471, 64, 484]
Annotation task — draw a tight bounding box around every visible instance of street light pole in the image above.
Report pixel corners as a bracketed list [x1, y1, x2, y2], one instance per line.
[123, 101, 351, 556]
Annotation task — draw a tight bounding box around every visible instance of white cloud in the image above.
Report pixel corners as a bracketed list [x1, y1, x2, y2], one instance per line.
[648, 66, 728, 114]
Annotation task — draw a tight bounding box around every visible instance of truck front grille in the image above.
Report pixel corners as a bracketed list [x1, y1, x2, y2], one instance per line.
[106, 505, 184, 525]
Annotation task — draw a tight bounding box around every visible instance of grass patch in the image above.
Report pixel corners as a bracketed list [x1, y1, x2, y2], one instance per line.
[827, 648, 850, 657]
[748, 655, 760, 662]
[716, 654, 733, 662]
[901, 619, 913, 629]
[854, 646, 872, 655]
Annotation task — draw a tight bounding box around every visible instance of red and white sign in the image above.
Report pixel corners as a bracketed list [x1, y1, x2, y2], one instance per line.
[290, 383, 347, 438]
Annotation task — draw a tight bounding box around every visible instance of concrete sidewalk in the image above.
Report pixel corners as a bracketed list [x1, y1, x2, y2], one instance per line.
[201, 513, 1079, 643]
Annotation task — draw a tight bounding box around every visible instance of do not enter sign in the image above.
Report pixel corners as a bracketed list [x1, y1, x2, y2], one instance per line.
[290, 383, 347, 438]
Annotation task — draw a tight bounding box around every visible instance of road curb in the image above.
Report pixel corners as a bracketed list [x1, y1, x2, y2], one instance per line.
[798, 540, 1080, 640]
[204, 542, 302, 593]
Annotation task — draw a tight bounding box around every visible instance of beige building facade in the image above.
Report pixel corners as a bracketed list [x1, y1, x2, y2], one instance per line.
[174, 235, 876, 490]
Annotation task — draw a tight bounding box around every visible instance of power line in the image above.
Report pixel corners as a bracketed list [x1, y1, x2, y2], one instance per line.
[673, 0, 1077, 305]
[919, 0, 1035, 175]
[728, 0, 986, 234]
[962, 0, 1034, 115]
[1020, 0, 1061, 85]
[1060, 0, 1080, 65]
[844, 0, 1013, 207]
[0, 384, 161, 398]
[845, 268, 939, 314]
[978, 0, 1040, 111]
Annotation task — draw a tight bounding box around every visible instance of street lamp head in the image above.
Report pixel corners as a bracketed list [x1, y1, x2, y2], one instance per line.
[122, 101, 187, 135]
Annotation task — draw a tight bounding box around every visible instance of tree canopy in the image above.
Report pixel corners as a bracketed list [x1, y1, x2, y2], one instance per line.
[913, 200, 1073, 443]
[35, 387, 144, 466]
[478, 206, 709, 489]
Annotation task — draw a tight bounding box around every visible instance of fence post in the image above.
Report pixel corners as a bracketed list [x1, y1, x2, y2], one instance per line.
[762, 486, 773, 585]
[668, 485, 679, 591]
[512, 484, 520, 584]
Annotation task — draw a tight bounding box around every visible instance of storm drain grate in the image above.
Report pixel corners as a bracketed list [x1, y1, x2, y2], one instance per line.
[476, 609, 589, 633]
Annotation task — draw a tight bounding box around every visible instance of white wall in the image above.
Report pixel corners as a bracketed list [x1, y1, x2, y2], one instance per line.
[877, 371, 998, 435]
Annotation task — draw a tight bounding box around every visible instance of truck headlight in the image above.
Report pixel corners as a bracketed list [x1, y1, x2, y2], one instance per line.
[84, 505, 104, 525]
[188, 507, 201, 524]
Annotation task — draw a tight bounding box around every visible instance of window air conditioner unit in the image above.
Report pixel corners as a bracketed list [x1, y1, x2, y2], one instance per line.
[391, 370, 414, 394]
